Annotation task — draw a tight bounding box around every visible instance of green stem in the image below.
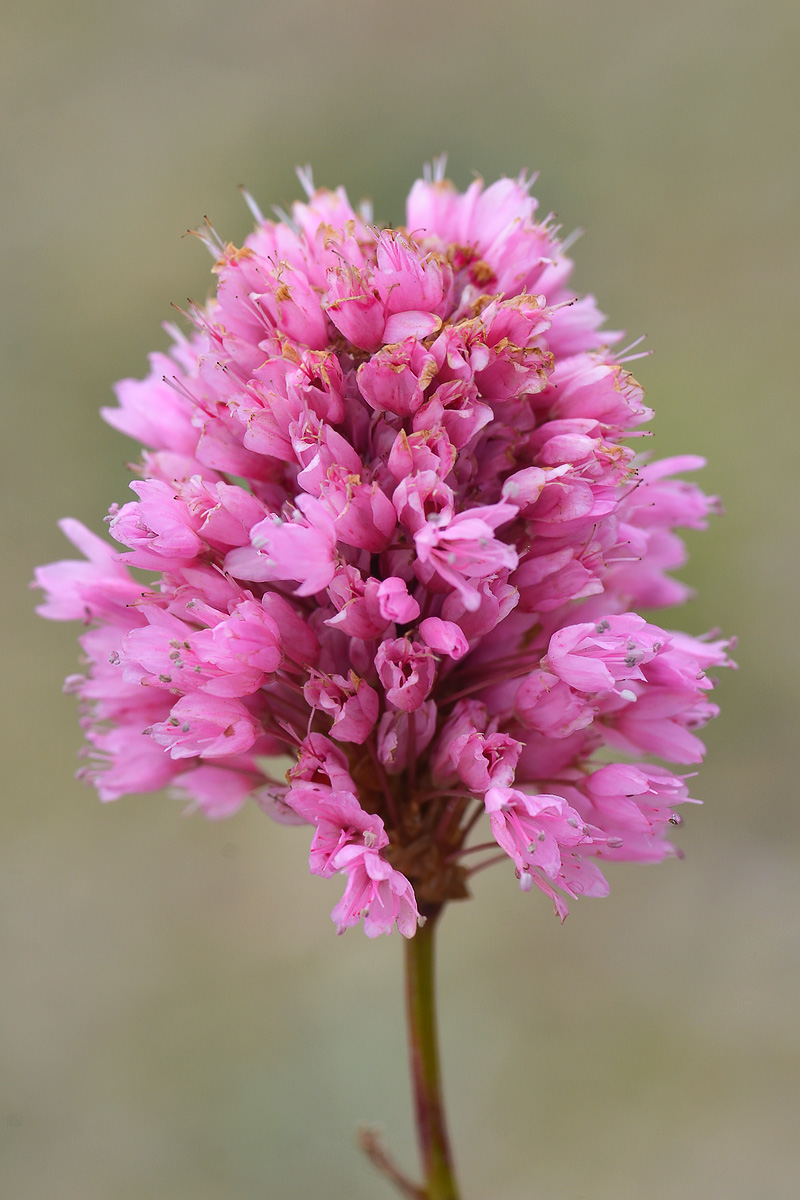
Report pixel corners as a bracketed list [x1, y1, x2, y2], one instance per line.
[405, 907, 462, 1200]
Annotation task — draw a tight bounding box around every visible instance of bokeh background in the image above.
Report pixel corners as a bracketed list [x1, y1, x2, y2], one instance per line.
[3, 1, 798, 1197]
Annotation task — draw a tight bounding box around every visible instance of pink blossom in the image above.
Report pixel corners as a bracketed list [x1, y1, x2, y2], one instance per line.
[543, 615, 665, 695]
[102, 354, 199, 454]
[412, 381, 492, 450]
[109, 480, 205, 568]
[322, 262, 381, 348]
[484, 786, 608, 920]
[515, 670, 597, 738]
[330, 844, 420, 938]
[375, 639, 436, 711]
[150, 694, 262, 759]
[225, 494, 337, 595]
[82, 722, 184, 802]
[288, 733, 357, 793]
[36, 164, 730, 937]
[419, 617, 469, 660]
[376, 577, 421, 624]
[388, 427, 457, 481]
[414, 504, 519, 611]
[325, 567, 391, 639]
[122, 602, 283, 698]
[284, 787, 389, 877]
[172, 764, 261, 819]
[303, 670, 380, 743]
[357, 338, 438, 416]
[433, 701, 522, 793]
[394, 471, 455, 535]
[583, 763, 696, 832]
[34, 518, 143, 623]
[319, 470, 397, 551]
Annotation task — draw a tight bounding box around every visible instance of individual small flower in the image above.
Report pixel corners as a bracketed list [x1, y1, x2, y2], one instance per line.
[432, 701, 522, 793]
[303, 671, 380, 743]
[357, 338, 439, 416]
[225, 494, 338, 595]
[330, 844, 421, 938]
[376, 577, 421, 624]
[285, 787, 389, 876]
[514, 670, 597, 738]
[418, 617, 469, 660]
[34, 518, 143, 622]
[149, 694, 263, 759]
[542, 615, 664, 696]
[484, 786, 609, 920]
[288, 732, 357, 793]
[36, 162, 730, 938]
[375, 639, 437, 712]
[414, 504, 519, 611]
[172, 763, 263, 820]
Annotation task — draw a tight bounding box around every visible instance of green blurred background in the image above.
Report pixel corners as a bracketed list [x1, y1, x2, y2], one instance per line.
[3, 1, 798, 1197]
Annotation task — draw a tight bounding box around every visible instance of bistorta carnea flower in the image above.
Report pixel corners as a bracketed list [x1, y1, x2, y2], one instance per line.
[35, 160, 732, 936]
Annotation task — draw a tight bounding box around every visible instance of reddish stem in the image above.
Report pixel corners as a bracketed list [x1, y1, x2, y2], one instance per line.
[404, 908, 462, 1200]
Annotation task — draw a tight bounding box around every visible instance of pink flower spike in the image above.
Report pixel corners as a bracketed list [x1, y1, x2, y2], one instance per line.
[36, 163, 730, 942]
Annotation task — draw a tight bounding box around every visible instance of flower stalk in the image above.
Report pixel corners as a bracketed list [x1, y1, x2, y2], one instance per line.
[405, 907, 461, 1200]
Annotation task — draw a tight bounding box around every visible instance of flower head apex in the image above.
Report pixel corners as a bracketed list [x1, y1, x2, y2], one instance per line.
[36, 163, 731, 935]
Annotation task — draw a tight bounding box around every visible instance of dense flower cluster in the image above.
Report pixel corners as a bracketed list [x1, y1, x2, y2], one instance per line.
[36, 163, 730, 934]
